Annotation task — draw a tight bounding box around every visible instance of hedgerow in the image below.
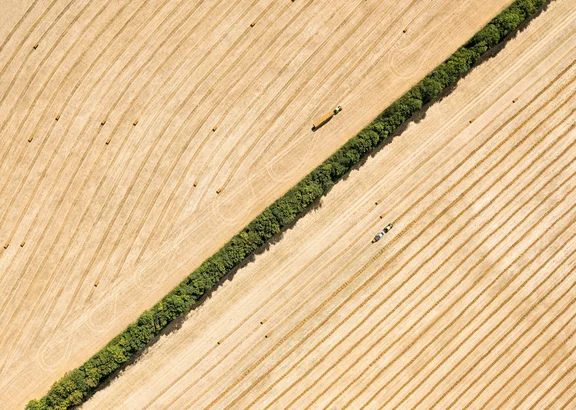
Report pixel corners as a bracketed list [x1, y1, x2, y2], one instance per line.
[26, 1, 545, 408]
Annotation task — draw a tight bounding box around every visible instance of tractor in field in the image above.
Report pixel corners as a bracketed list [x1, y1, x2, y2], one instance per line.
[372, 223, 393, 243]
[312, 105, 342, 131]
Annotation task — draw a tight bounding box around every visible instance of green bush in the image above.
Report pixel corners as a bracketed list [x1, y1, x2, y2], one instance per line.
[26, 1, 544, 408]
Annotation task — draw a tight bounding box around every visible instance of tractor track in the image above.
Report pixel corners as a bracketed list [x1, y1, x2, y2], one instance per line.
[0, 0, 210, 365]
[154, 52, 572, 409]
[256, 88, 576, 410]
[139, 43, 561, 409]
[99, 0, 332, 277]
[196, 56, 576, 410]
[212, 0, 435, 195]
[0, 0, 250, 363]
[144, 0, 366, 257]
[258, 110, 576, 410]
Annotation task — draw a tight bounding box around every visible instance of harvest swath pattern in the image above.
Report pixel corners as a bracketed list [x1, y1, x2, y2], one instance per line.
[0, 0, 513, 407]
[82, 2, 576, 408]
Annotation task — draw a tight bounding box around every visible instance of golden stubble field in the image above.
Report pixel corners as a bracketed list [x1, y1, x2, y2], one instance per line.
[0, 0, 515, 406]
[81, 1, 576, 408]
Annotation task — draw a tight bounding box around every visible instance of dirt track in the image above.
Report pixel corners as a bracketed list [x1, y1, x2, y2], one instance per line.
[0, 0, 529, 407]
[80, 1, 576, 408]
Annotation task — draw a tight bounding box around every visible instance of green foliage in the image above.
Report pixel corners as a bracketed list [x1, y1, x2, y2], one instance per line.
[26, 1, 544, 408]
[467, 23, 501, 49]
[24, 401, 43, 410]
[418, 77, 443, 104]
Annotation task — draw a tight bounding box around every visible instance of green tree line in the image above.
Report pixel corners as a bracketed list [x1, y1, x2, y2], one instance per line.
[26, 0, 545, 408]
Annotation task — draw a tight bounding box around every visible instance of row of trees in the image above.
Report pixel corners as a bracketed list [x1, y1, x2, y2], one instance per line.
[27, 0, 544, 408]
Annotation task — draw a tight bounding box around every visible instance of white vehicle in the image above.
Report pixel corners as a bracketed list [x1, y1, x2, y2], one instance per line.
[372, 231, 384, 243]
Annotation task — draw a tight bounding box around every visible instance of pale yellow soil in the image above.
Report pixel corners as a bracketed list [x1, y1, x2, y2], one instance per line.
[0, 0, 517, 407]
[0, 0, 35, 44]
[81, 1, 576, 409]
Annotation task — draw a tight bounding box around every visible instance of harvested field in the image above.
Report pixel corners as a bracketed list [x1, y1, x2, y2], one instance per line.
[81, 1, 576, 408]
[0, 0, 515, 406]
